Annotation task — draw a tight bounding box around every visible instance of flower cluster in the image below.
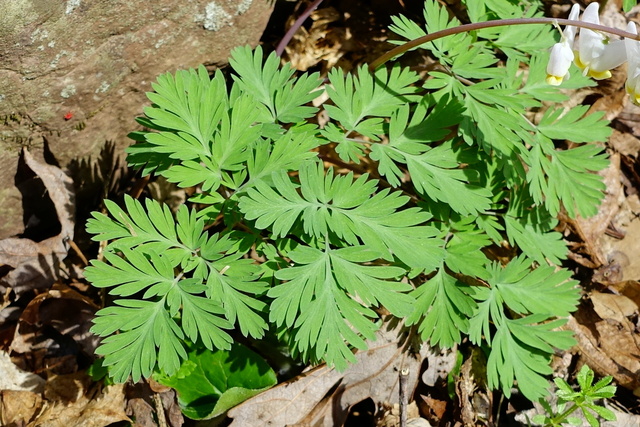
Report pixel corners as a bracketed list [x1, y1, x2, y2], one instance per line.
[546, 3, 640, 104]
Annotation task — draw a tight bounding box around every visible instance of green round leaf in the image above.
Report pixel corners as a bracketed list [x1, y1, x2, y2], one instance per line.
[154, 343, 277, 420]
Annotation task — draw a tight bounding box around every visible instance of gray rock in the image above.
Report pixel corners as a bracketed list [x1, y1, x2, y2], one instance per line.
[0, 0, 273, 238]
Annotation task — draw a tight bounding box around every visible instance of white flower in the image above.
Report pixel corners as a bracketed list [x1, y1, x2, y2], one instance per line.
[546, 4, 580, 85]
[573, 2, 626, 80]
[624, 22, 640, 105]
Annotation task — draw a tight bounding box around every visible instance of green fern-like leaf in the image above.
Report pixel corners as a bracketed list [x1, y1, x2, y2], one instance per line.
[527, 134, 609, 218]
[537, 106, 611, 143]
[504, 192, 567, 265]
[238, 161, 445, 270]
[269, 245, 412, 369]
[468, 256, 579, 400]
[229, 45, 321, 123]
[321, 64, 421, 162]
[487, 316, 575, 401]
[406, 268, 476, 348]
[86, 249, 233, 383]
[85, 197, 268, 382]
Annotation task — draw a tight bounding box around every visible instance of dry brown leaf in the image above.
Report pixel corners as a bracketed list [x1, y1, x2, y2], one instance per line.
[1, 371, 129, 427]
[8, 283, 99, 375]
[565, 314, 640, 395]
[0, 389, 43, 425]
[594, 319, 640, 381]
[616, 100, 640, 144]
[456, 349, 491, 427]
[127, 396, 156, 427]
[417, 394, 447, 424]
[604, 219, 640, 281]
[228, 323, 431, 427]
[159, 388, 184, 427]
[590, 292, 638, 323]
[609, 129, 640, 158]
[126, 380, 184, 427]
[0, 149, 75, 296]
[587, 292, 640, 393]
[29, 382, 130, 427]
[607, 280, 640, 308]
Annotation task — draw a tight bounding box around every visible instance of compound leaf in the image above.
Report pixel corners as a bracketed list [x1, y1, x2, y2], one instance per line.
[406, 268, 476, 348]
[323, 64, 420, 145]
[270, 245, 411, 369]
[239, 162, 445, 270]
[229, 45, 321, 123]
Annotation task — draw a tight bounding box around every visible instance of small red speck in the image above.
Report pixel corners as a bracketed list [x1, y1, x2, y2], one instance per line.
[64, 112, 73, 120]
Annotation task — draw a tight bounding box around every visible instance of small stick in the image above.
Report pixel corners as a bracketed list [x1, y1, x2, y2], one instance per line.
[66, 238, 89, 266]
[129, 174, 150, 199]
[153, 392, 168, 427]
[399, 368, 409, 427]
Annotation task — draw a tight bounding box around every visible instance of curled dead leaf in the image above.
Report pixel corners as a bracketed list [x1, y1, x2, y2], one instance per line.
[0, 150, 75, 296]
[9, 283, 99, 375]
[1, 372, 129, 427]
[31, 383, 130, 427]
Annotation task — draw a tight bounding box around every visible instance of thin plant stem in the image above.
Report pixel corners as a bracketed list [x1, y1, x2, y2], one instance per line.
[369, 17, 640, 70]
[399, 368, 409, 427]
[275, 0, 325, 57]
[550, 403, 580, 425]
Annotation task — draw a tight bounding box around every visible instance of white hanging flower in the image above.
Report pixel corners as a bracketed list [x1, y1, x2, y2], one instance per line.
[624, 22, 640, 105]
[546, 4, 580, 85]
[574, 2, 626, 80]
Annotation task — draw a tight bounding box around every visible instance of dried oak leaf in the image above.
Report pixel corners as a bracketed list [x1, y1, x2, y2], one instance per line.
[591, 292, 638, 323]
[228, 323, 431, 427]
[0, 150, 75, 296]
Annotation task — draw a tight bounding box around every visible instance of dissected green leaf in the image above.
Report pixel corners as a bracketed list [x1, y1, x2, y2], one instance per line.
[406, 268, 476, 348]
[322, 64, 421, 162]
[468, 257, 579, 400]
[527, 137, 609, 218]
[537, 106, 611, 143]
[229, 45, 321, 123]
[270, 244, 413, 369]
[239, 162, 445, 270]
[85, 198, 268, 382]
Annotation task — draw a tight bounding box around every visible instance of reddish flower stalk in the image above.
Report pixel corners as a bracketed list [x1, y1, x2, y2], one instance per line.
[275, 0, 325, 57]
[369, 17, 640, 71]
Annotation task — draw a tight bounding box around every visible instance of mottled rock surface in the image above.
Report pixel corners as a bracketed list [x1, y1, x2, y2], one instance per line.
[0, 0, 273, 238]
